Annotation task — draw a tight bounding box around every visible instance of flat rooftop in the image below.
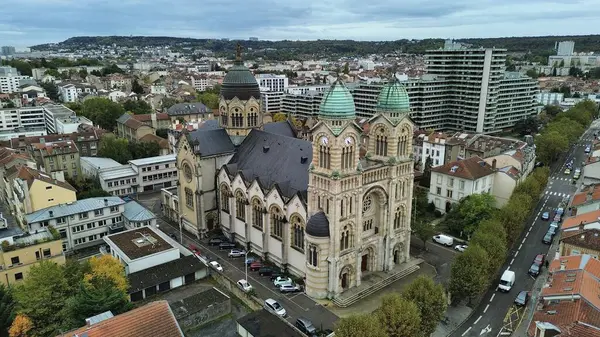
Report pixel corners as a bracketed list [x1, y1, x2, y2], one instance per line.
[99, 166, 137, 181]
[81, 157, 122, 171]
[105, 226, 172, 260]
[129, 154, 176, 167]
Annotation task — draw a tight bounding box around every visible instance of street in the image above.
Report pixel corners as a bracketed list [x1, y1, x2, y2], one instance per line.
[154, 215, 340, 332]
[451, 123, 598, 337]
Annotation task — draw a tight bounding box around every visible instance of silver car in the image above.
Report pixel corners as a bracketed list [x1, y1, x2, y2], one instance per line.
[279, 284, 302, 293]
[228, 249, 246, 258]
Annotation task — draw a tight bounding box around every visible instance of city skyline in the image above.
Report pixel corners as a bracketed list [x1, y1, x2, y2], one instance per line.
[2, 0, 600, 48]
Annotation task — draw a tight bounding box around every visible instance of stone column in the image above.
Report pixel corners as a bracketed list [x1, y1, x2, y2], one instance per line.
[355, 250, 362, 287]
[229, 195, 236, 241]
[262, 209, 270, 260]
[244, 202, 250, 249]
[281, 219, 289, 267]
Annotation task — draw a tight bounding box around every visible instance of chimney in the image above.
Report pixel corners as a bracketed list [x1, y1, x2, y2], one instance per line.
[104, 198, 108, 206]
[492, 159, 497, 170]
[580, 221, 585, 231]
[49, 210, 53, 217]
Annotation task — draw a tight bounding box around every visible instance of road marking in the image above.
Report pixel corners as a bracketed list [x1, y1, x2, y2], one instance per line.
[510, 258, 515, 265]
[514, 251, 519, 257]
[462, 327, 472, 336]
[484, 304, 490, 313]
[474, 315, 482, 324]
[490, 294, 495, 302]
[522, 238, 526, 244]
[519, 243, 523, 250]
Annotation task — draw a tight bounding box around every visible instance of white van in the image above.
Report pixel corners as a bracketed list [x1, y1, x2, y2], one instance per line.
[498, 270, 515, 292]
[432, 234, 454, 247]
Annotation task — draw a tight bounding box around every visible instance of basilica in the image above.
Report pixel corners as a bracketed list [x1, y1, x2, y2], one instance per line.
[174, 49, 415, 299]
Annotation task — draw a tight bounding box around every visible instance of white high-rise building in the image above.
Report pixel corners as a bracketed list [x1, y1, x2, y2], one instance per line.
[0, 67, 32, 94]
[557, 41, 575, 56]
[255, 74, 288, 92]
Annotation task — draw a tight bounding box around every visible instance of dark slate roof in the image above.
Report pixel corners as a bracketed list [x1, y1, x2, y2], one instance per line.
[187, 129, 235, 157]
[128, 255, 205, 293]
[306, 211, 330, 237]
[237, 310, 304, 337]
[199, 119, 220, 130]
[264, 121, 296, 138]
[226, 129, 312, 199]
[221, 63, 260, 101]
[169, 288, 229, 319]
[167, 102, 211, 115]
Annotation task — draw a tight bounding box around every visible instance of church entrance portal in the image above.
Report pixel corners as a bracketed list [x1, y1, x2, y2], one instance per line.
[341, 272, 348, 289]
[393, 243, 404, 264]
[361, 254, 368, 272]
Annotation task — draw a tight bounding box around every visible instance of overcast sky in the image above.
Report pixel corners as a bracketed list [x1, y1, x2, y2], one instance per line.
[2, 0, 600, 48]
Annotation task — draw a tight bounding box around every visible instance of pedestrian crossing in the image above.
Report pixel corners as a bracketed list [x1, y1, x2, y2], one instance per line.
[550, 176, 573, 182]
[544, 191, 571, 198]
[581, 138, 595, 142]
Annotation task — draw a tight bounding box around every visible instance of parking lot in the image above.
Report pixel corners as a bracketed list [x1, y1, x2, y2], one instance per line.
[156, 217, 339, 332]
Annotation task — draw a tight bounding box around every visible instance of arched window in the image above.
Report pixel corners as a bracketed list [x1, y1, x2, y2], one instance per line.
[318, 141, 331, 169]
[394, 206, 406, 230]
[341, 139, 355, 170]
[252, 198, 264, 231]
[184, 187, 194, 209]
[220, 185, 230, 212]
[308, 245, 318, 267]
[235, 190, 247, 220]
[220, 109, 228, 125]
[290, 215, 305, 251]
[375, 128, 388, 156]
[270, 206, 284, 240]
[398, 133, 409, 157]
[340, 225, 353, 251]
[248, 113, 258, 127]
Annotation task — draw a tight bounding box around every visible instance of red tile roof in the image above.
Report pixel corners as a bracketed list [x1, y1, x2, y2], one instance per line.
[16, 166, 76, 192]
[562, 210, 600, 230]
[31, 140, 78, 155]
[62, 301, 183, 337]
[430, 156, 495, 180]
[572, 185, 600, 207]
[132, 113, 170, 122]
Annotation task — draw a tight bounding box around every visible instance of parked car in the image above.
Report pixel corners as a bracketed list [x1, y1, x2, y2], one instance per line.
[249, 262, 263, 271]
[209, 261, 223, 272]
[535, 161, 544, 168]
[533, 254, 545, 266]
[528, 263, 541, 277]
[208, 237, 224, 246]
[541, 212, 550, 221]
[514, 291, 529, 306]
[258, 267, 275, 276]
[228, 249, 246, 258]
[454, 244, 468, 252]
[245, 257, 257, 265]
[219, 242, 236, 250]
[237, 279, 253, 293]
[553, 214, 562, 222]
[574, 171, 581, 180]
[432, 234, 454, 247]
[585, 146, 591, 154]
[564, 168, 572, 175]
[273, 276, 293, 288]
[264, 298, 286, 317]
[188, 244, 200, 255]
[280, 284, 303, 293]
[542, 232, 553, 244]
[296, 317, 317, 335]
[269, 273, 286, 281]
[547, 226, 558, 236]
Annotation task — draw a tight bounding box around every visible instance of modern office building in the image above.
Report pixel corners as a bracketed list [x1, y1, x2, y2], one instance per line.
[260, 89, 284, 114]
[255, 74, 288, 92]
[282, 91, 324, 118]
[1, 46, 16, 56]
[0, 106, 46, 130]
[42, 104, 76, 134]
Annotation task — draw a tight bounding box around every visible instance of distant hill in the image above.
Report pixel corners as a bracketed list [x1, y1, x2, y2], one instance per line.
[30, 35, 600, 60]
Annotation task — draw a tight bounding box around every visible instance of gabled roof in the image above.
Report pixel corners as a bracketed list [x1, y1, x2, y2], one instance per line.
[263, 120, 297, 138]
[26, 197, 125, 224]
[122, 200, 155, 222]
[431, 156, 495, 180]
[131, 113, 170, 122]
[62, 300, 184, 337]
[31, 140, 78, 155]
[186, 128, 235, 157]
[572, 184, 600, 207]
[16, 166, 76, 192]
[139, 133, 169, 149]
[562, 210, 600, 230]
[561, 229, 600, 252]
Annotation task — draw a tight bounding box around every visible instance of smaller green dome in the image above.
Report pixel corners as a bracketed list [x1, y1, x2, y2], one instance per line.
[377, 78, 410, 113]
[319, 80, 356, 120]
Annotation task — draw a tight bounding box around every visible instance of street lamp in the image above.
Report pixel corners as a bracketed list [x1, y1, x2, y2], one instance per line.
[244, 250, 253, 282]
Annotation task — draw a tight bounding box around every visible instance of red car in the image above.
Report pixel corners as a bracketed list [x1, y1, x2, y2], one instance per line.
[188, 244, 200, 255]
[533, 254, 545, 266]
[250, 262, 263, 271]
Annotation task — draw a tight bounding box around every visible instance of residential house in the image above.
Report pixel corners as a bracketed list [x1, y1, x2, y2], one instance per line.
[103, 74, 133, 91]
[0, 147, 36, 203]
[0, 224, 65, 286]
[571, 184, 600, 216]
[489, 164, 521, 207]
[116, 114, 155, 142]
[11, 166, 76, 226]
[139, 133, 171, 155]
[9, 130, 104, 157]
[166, 102, 213, 123]
[428, 156, 496, 213]
[560, 229, 600, 258]
[130, 112, 171, 130]
[527, 254, 600, 337]
[25, 196, 156, 252]
[63, 301, 185, 337]
[30, 140, 80, 178]
[41, 104, 76, 134]
[237, 310, 305, 337]
[57, 82, 97, 103]
[583, 160, 600, 186]
[560, 210, 600, 234]
[161, 186, 179, 223]
[421, 132, 449, 168]
[102, 226, 207, 301]
[17, 84, 46, 103]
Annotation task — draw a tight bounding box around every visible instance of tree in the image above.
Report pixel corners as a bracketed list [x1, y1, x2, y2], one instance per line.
[375, 293, 421, 337]
[445, 194, 496, 238]
[589, 67, 600, 79]
[542, 105, 563, 117]
[80, 97, 126, 130]
[449, 245, 489, 304]
[412, 217, 435, 250]
[525, 68, 538, 78]
[40, 82, 59, 101]
[63, 258, 91, 293]
[101, 64, 124, 76]
[161, 97, 178, 110]
[8, 314, 32, 337]
[13, 261, 70, 336]
[470, 229, 507, 277]
[477, 218, 507, 245]
[513, 116, 539, 136]
[343, 62, 350, 75]
[131, 80, 144, 95]
[156, 128, 169, 139]
[535, 130, 569, 163]
[420, 156, 433, 188]
[84, 255, 128, 293]
[273, 113, 287, 122]
[500, 193, 533, 243]
[122, 100, 152, 115]
[67, 177, 111, 200]
[65, 102, 82, 114]
[402, 275, 447, 337]
[334, 314, 388, 337]
[0, 284, 16, 337]
[130, 141, 160, 159]
[78, 69, 88, 80]
[197, 92, 219, 109]
[66, 282, 131, 326]
[98, 135, 132, 164]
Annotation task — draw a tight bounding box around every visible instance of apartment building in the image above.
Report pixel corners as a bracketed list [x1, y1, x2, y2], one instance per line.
[130, 154, 177, 192]
[9, 130, 103, 157]
[116, 114, 155, 142]
[42, 104, 76, 134]
[166, 103, 213, 123]
[282, 91, 323, 118]
[0, 106, 46, 131]
[495, 72, 539, 130]
[0, 225, 65, 286]
[104, 74, 132, 90]
[10, 166, 76, 226]
[256, 74, 288, 92]
[57, 82, 97, 103]
[25, 197, 156, 252]
[0, 66, 32, 94]
[261, 89, 284, 114]
[190, 75, 213, 92]
[30, 140, 80, 178]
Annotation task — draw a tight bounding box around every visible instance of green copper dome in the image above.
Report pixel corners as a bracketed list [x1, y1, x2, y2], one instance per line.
[377, 79, 410, 113]
[318, 80, 356, 120]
